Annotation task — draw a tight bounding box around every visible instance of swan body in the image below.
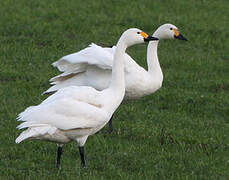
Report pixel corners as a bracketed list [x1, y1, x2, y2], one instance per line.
[45, 43, 160, 99]
[15, 28, 158, 167]
[44, 24, 187, 100]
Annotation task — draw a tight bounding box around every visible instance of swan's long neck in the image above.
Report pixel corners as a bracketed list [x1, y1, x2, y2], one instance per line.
[109, 37, 127, 94]
[147, 40, 163, 80]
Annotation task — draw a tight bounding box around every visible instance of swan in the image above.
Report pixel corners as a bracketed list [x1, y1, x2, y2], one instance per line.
[15, 28, 158, 168]
[43, 24, 187, 131]
[44, 24, 187, 98]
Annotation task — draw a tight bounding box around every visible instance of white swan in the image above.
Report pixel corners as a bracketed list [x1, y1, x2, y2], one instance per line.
[44, 24, 187, 99]
[43, 23, 187, 131]
[15, 28, 158, 168]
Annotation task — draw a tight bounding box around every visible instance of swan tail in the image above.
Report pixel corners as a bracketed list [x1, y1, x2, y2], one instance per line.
[15, 125, 57, 143]
[17, 106, 37, 121]
[15, 128, 38, 143]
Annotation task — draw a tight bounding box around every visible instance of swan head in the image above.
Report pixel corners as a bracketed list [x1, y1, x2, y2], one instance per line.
[121, 28, 159, 47]
[153, 24, 187, 41]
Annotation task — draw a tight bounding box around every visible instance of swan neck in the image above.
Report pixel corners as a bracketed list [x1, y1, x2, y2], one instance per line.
[109, 38, 127, 93]
[147, 41, 161, 75]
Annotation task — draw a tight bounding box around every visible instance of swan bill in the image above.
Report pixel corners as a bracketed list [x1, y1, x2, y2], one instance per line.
[174, 33, 188, 41]
[144, 35, 159, 42]
[138, 31, 159, 42]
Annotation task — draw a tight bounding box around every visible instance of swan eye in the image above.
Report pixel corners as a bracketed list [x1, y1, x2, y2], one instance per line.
[137, 32, 140, 34]
[170, 28, 173, 30]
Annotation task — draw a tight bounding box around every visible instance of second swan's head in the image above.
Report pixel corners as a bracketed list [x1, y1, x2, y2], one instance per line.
[121, 28, 159, 47]
[153, 24, 188, 41]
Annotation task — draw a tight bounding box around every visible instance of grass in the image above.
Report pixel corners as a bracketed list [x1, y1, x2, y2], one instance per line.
[0, 0, 229, 179]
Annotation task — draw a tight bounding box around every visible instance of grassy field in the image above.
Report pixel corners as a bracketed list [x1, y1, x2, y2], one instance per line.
[0, 0, 229, 179]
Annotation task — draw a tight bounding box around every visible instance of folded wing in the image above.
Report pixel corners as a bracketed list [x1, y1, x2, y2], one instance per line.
[18, 86, 108, 131]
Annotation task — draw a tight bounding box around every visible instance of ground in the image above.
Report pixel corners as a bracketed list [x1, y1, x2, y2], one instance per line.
[0, 0, 229, 179]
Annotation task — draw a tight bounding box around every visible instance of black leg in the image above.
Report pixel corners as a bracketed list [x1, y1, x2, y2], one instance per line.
[56, 146, 63, 169]
[108, 115, 114, 133]
[78, 146, 86, 167]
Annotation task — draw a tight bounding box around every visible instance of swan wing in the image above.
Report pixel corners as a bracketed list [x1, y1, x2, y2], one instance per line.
[17, 87, 108, 130]
[53, 43, 114, 72]
[49, 43, 137, 82]
[44, 44, 141, 94]
[42, 86, 101, 106]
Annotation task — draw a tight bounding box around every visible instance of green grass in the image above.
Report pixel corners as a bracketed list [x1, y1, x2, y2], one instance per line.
[0, 0, 229, 179]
